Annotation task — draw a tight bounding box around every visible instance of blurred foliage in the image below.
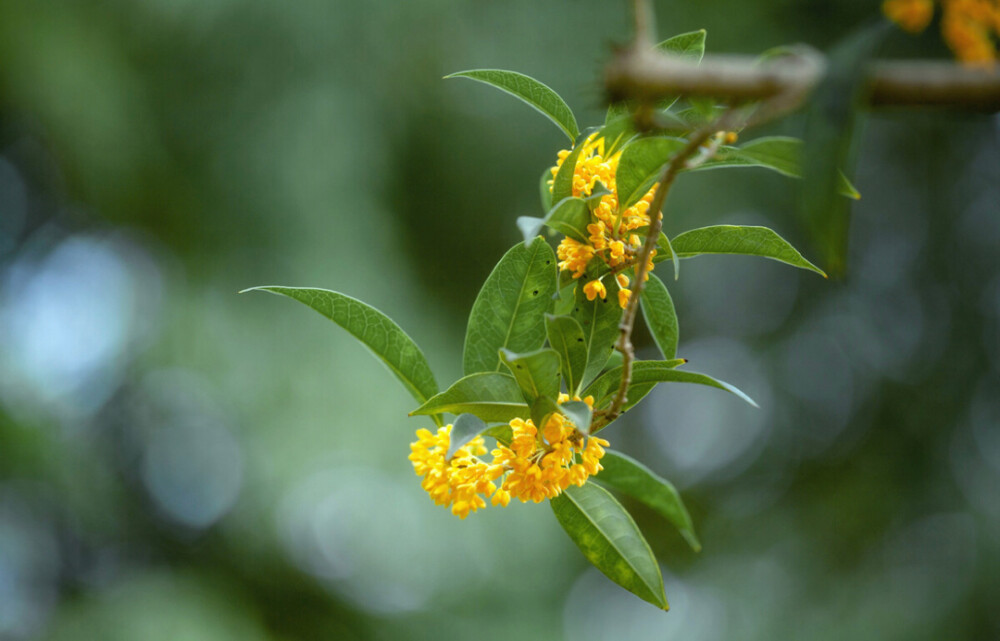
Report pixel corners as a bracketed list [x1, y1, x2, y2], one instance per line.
[0, 0, 998, 640]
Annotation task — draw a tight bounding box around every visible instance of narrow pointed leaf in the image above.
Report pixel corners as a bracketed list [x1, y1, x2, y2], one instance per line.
[585, 361, 757, 411]
[692, 137, 859, 199]
[653, 29, 707, 111]
[599, 115, 637, 156]
[244, 287, 438, 406]
[410, 372, 528, 422]
[668, 225, 826, 277]
[615, 137, 687, 210]
[551, 483, 668, 609]
[500, 347, 562, 404]
[595, 451, 701, 552]
[571, 276, 624, 388]
[464, 237, 558, 375]
[446, 69, 579, 142]
[640, 273, 679, 360]
[657, 232, 680, 280]
[551, 139, 586, 204]
[545, 314, 588, 395]
[446, 413, 490, 460]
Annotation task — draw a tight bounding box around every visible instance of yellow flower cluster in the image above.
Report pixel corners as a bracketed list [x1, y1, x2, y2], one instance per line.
[884, 0, 1000, 66]
[408, 395, 609, 518]
[551, 134, 658, 308]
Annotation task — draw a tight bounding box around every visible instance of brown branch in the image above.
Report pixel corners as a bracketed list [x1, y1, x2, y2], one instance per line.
[606, 50, 1000, 112]
[592, 108, 742, 433]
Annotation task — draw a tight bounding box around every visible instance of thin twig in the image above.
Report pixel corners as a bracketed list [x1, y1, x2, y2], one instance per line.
[592, 108, 742, 432]
[607, 51, 1000, 111]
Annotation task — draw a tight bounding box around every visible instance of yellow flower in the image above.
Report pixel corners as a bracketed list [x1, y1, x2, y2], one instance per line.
[884, 0, 936, 32]
[884, 0, 999, 66]
[583, 279, 607, 301]
[409, 425, 496, 519]
[548, 135, 660, 307]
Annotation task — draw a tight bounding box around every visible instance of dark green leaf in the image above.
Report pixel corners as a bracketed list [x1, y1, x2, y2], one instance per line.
[446, 413, 489, 460]
[483, 423, 513, 445]
[445, 69, 579, 142]
[802, 21, 889, 277]
[464, 238, 558, 374]
[585, 361, 757, 412]
[571, 276, 624, 389]
[500, 347, 562, 404]
[640, 273, 679, 360]
[519, 197, 593, 245]
[410, 372, 528, 422]
[615, 137, 686, 210]
[657, 232, 680, 279]
[669, 225, 827, 277]
[545, 314, 589, 395]
[600, 116, 637, 156]
[596, 450, 700, 551]
[551, 483, 668, 609]
[244, 287, 439, 409]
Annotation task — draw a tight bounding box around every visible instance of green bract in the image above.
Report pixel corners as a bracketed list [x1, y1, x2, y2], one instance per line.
[247, 27, 851, 610]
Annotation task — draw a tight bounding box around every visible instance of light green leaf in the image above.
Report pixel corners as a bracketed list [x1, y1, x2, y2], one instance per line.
[410, 372, 528, 423]
[654, 29, 706, 111]
[517, 197, 592, 246]
[500, 347, 562, 404]
[668, 225, 827, 277]
[615, 136, 686, 210]
[446, 69, 579, 142]
[464, 237, 558, 375]
[446, 413, 489, 460]
[560, 400, 593, 435]
[600, 115, 637, 156]
[539, 167, 553, 213]
[595, 450, 700, 552]
[571, 275, 624, 389]
[545, 314, 589, 395]
[552, 138, 586, 204]
[640, 273, 679, 360]
[551, 482, 668, 609]
[244, 286, 439, 408]
[657, 232, 680, 279]
[583, 359, 686, 415]
[530, 395, 561, 430]
[585, 361, 757, 412]
[693, 137, 859, 199]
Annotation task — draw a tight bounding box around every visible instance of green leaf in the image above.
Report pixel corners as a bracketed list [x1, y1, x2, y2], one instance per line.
[654, 30, 706, 111]
[600, 116, 637, 156]
[410, 372, 528, 423]
[695, 137, 859, 199]
[499, 347, 562, 404]
[517, 197, 592, 246]
[244, 286, 439, 407]
[595, 451, 700, 552]
[551, 138, 586, 204]
[446, 413, 490, 460]
[657, 232, 680, 280]
[539, 167, 553, 213]
[464, 238, 558, 375]
[530, 395, 561, 430]
[484, 423, 513, 445]
[551, 483, 667, 609]
[446, 69, 579, 142]
[571, 276, 624, 389]
[583, 359, 686, 414]
[615, 137, 686, 210]
[585, 361, 757, 412]
[640, 273, 679, 360]
[559, 400, 593, 435]
[668, 225, 827, 277]
[545, 314, 589, 396]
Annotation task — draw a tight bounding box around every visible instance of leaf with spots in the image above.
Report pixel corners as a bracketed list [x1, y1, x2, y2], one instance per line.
[445, 69, 580, 142]
[243, 287, 440, 418]
[499, 347, 562, 405]
[551, 482, 668, 609]
[463, 237, 558, 375]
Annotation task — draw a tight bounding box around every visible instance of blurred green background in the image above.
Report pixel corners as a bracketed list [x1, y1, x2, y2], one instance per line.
[1, 0, 998, 639]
